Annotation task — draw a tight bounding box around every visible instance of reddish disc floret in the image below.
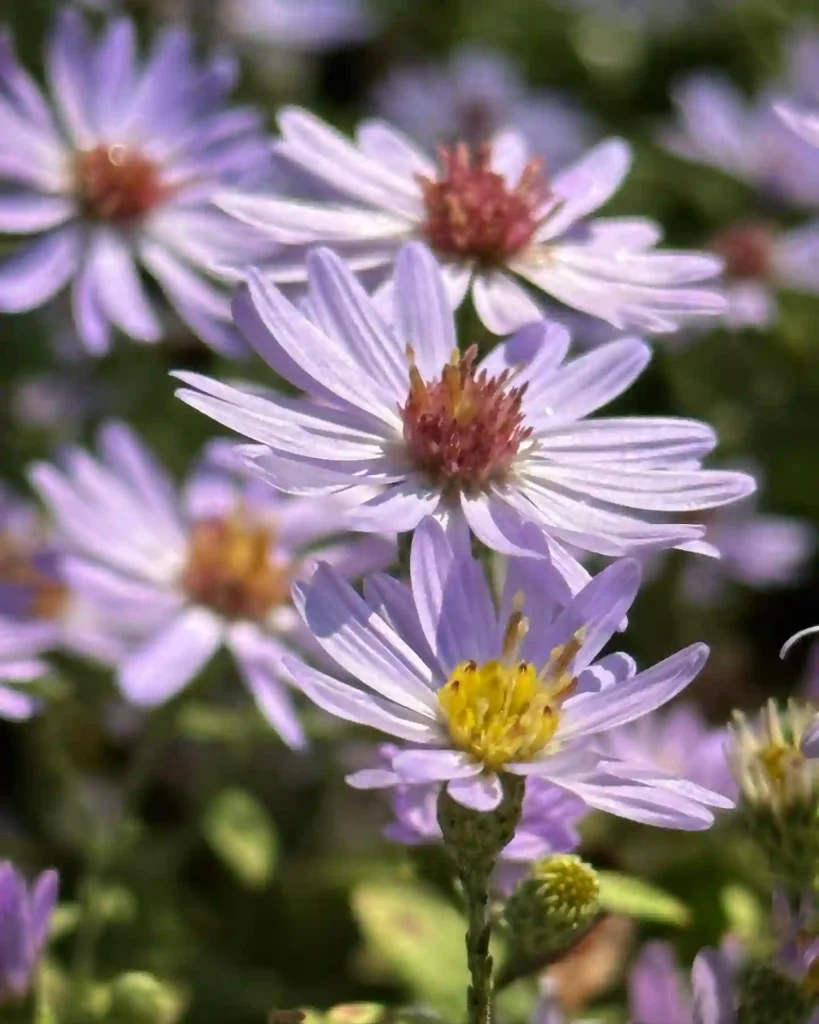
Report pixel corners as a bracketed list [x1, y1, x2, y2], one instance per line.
[401, 346, 532, 493]
[419, 143, 550, 267]
[710, 221, 775, 280]
[74, 144, 168, 224]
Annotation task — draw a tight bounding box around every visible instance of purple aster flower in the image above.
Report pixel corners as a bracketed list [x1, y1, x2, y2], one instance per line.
[29, 423, 395, 749]
[373, 45, 597, 169]
[0, 10, 273, 355]
[629, 941, 692, 1024]
[603, 704, 736, 802]
[777, 99, 819, 151]
[217, 108, 725, 336]
[0, 862, 59, 1005]
[175, 241, 754, 592]
[772, 888, 819, 987]
[219, 0, 373, 52]
[661, 74, 819, 328]
[678, 496, 815, 604]
[283, 515, 732, 822]
[0, 618, 52, 722]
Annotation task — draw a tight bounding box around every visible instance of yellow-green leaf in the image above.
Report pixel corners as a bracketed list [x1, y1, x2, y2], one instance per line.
[597, 871, 690, 926]
[202, 788, 277, 889]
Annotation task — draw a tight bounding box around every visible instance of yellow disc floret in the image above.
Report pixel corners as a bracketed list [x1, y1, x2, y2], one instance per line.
[437, 605, 582, 771]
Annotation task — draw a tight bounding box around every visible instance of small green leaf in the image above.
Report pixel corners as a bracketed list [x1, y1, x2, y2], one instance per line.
[351, 881, 470, 1019]
[721, 885, 765, 944]
[597, 871, 690, 926]
[202, 788, 277, 889]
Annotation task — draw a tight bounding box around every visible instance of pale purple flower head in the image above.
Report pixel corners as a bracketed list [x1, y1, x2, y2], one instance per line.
[0, 862, 58, 1005]
[0, 10, 273, 355]
[627, 942, 744, 1024]
[603, 704, 736, 802]
[175, 241, 754, 593]
[376, 741, 586, 886]
[282, 516, 732, 824]
[678, 496, 815, 605]
[373, 45, 596, 168]
[772, 888, 819, 987]
[29, 423, 395, 749]
[220, 0, 373, 52]
[217, 107, 725, 336]
[661, 74, 819, 328]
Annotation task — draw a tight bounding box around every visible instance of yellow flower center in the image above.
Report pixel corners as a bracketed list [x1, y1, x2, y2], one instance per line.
[181, 513, 291, 621]
[437, 609, 581, 771]
[757, 741, 804, 790]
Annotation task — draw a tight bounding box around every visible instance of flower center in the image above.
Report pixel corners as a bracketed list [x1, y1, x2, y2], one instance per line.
[181, 515, 291, 621]
[0, 535, 66, 620]
[437, 609, 580, 771]
[401, 346, 532, 493]
[418, 143, 550, 266]
[710, 221, 775, 280]
[74, 144, 168, 224]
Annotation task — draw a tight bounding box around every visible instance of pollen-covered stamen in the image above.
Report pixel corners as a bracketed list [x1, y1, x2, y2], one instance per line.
[437, 620, 583, 771]
[419, 142, 550, 266]
[710, 221, 775, 280]
[74, 144, 169, 224]
[401, 345, 532, 492]
[181, 514, 291, 621]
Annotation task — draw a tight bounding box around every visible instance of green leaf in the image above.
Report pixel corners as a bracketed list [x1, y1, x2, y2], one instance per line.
[720, 885, 765, 945]
[351, 880, 470, 1019]
[202, 788, 277, 889]
[597, 871, 690, 926]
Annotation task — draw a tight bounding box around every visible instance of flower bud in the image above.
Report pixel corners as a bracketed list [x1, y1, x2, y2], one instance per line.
[503, 854, 600, 962]
[730, 701, 819, 888]
[108, 972, 181, 1024]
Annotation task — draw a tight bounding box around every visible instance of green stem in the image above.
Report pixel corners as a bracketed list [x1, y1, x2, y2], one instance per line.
[67, 708, 173, 1018]
[461, 871, 494, 1024]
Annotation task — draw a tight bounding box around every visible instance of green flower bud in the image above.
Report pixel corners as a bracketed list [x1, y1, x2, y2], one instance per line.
[436, 774, 525, 881]
[108, 972, 181, 1024]
[503, 854, 600, 962]
[730, 701, 819, 888]
[737, 961, 816, 1024]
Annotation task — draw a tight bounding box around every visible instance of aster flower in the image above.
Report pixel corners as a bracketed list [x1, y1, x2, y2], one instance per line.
[678, 495, 815, 604]
[217, 108, 725, 336]
[0, 618, 52, 722]
[661, 74, 819, 328]
[373, 45, 596, 168]
[777, 100, 819, 151]
[29, 423, 395, 749]
[772, 888, 819, 988]
[0, 484, 126, 664]
[219, 0, 373, 52]
[175, 241, 754, 591]
[0, 862, 59, 1005]
[0, 10, 273, 355]
[628, 941, 693, 1024]
[603, 704, 736, 802]
[375, 742, 586, 887]
[283, 515, 731, 824]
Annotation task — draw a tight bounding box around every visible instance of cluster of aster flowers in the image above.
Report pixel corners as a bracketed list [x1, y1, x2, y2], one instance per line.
[1, 6, 819, 1024]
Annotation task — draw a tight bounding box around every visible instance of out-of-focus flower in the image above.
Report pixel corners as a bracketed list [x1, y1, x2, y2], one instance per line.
[0, 485, 126, 681]
[219, 0, 373, 52]
[777, 100, 819, 151]
[373, 45, 596, 167]
[661, 74, 819, 327]
[218, 108, 725, 336]
[603, 704, 736, 802]
[29, 424, 395, 748]
[0, 11, 273, 355]
[376, 741, 585, 887]
[0, 618, 51, 721]
[679, 497, 815, 604]
[772, 888, 819, 989]
[284, 515, 731, 824]
[0, 862, 59, 1005]
[628, 941, 692, 1024]
[176, 242, 753, 592]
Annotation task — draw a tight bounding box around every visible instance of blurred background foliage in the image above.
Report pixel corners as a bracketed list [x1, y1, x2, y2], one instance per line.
[2, 0, 819, 1021]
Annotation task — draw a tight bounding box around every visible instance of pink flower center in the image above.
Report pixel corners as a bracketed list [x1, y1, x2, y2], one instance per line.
[710, 221, 775, 280]
[74, 144, 168, 224]
[181, 515, 291, 621]
[419, 143, 549, 266]
[401, 346, 532, 493]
